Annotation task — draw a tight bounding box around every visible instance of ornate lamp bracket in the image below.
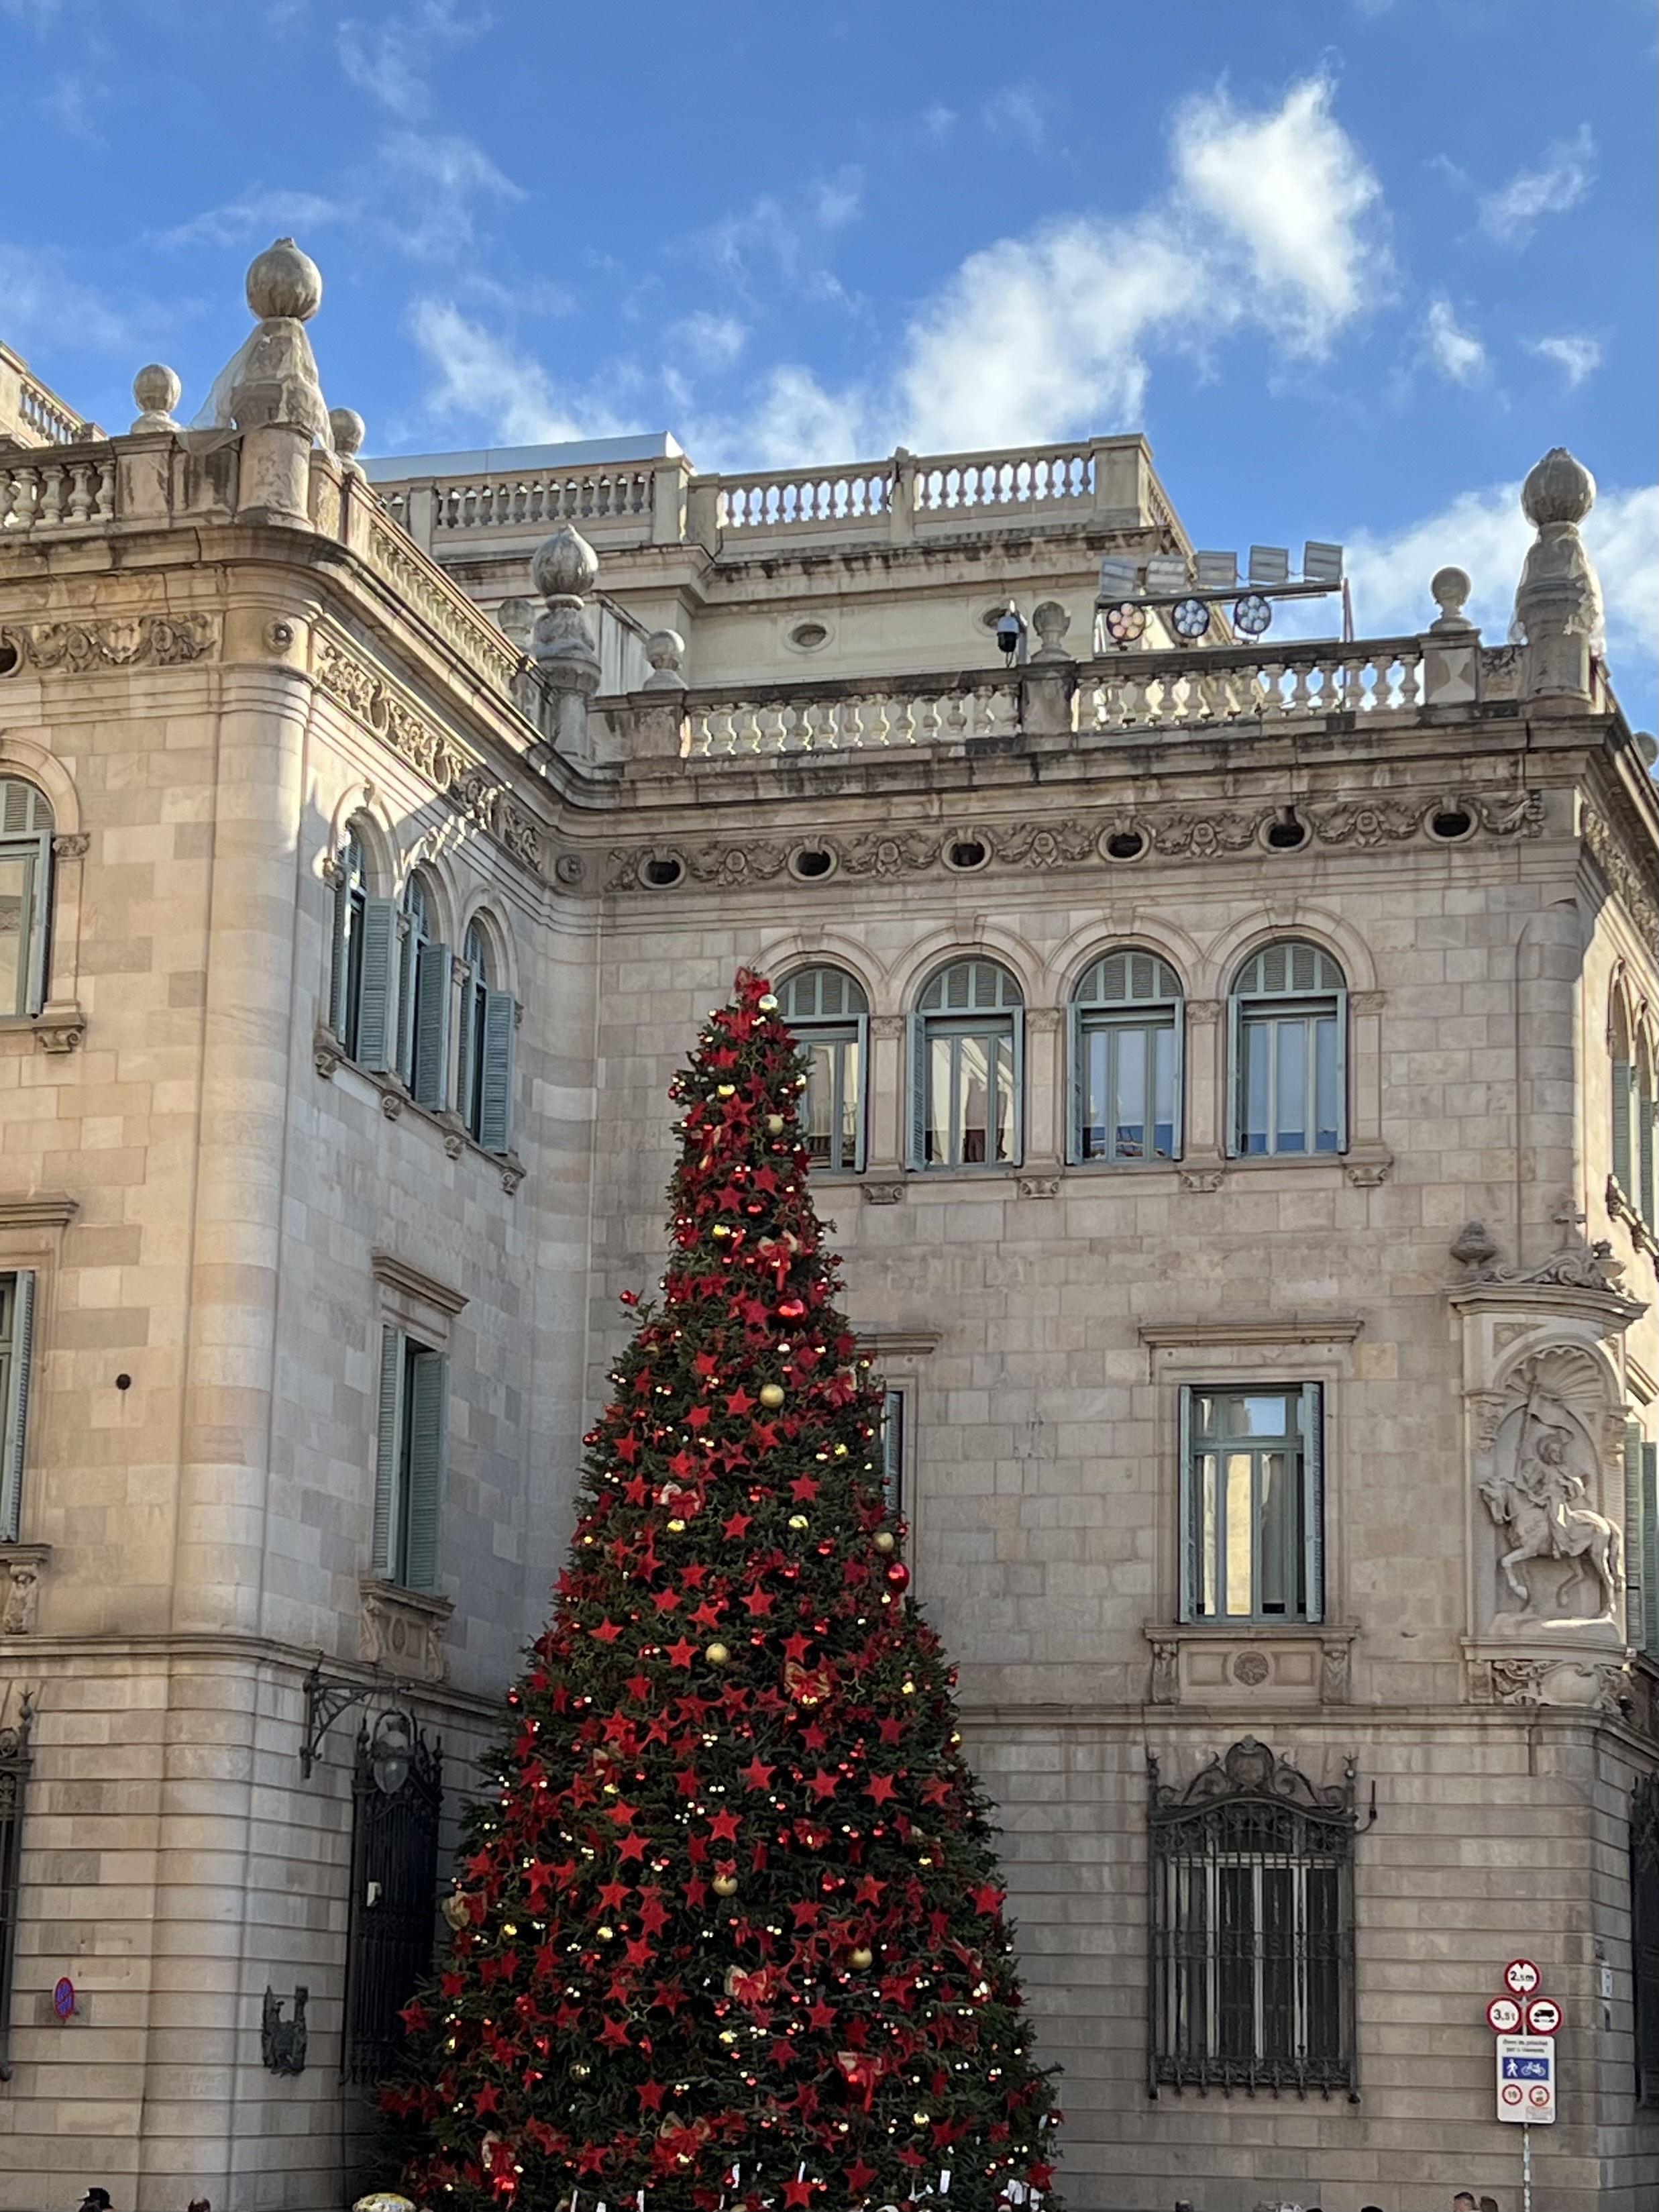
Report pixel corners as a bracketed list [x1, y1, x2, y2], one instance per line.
[301, 1661, 379, 1778]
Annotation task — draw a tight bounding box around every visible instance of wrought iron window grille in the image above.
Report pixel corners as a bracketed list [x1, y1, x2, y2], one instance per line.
[0, 1692, 34, 2082]
[1148, 1735, 1370, 2101]
[1634, 1772, 1659, 2107]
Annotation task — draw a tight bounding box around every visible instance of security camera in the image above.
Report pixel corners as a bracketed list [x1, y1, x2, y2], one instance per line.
[994, 606, 1025, 663]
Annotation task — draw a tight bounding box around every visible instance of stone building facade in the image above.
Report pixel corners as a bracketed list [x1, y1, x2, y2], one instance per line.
[0, 244, 1656, 2212]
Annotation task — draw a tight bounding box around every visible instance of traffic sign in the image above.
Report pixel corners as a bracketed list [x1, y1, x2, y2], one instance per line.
[1504, 1958, 1541, 1997]
[1526, 1996, 1562, 2036]
[1495, 2034, 1556, 2125]
[1487, 1996, 1522, 2034]
[52, 1977, 74, 2020]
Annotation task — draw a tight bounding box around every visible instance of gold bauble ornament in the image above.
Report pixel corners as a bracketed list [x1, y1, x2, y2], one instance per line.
[766, 1114, 786, 1135]
[759, 1382, 786, 1408]
[666, 1518, 686, 1533]
[788, 1514, 809, 1531]
[712, 1223, 731, 1239]
[873, 1530, 896, 1554]
[848, 1946, 874, 1971]
[912, 2111, 930, 2126]
[716, 1084, 736, 1098]
[712, 1873, 739, 1897]
[704, 1640, 731, 1666]
[571, 2062, 591, 2081]
[596, 1924, 615, 1941]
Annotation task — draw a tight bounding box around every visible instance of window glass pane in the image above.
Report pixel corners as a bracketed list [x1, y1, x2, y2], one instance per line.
[1314, 1014, 1340, 1151]
[1261, 1865, 1295, 2059]
[1083, 1029, 1109, 1159]
[802, 1038, 837, 1165]
[959, 1035, 991, 1163]
[927, 1035, 953, 1164]
[1242, 1019, 1269, 1153]
[1275, 1018, 1307, 1151]
[0, 855, 32, 1017]
[991, 1036, 1014, 1162]
[837, 1035, 861, 1167]
[1224, 1453, 1253, 1614]
[1153, 1026, 1177, 1158]
[1259, 1451, 1289, 1614]
[1217, 1865, 1254, 2059]
[1200, 1451, 1218, 1618]
[1242, 1395, 1292, 1437]
[1114, 1026, 1146, 1158]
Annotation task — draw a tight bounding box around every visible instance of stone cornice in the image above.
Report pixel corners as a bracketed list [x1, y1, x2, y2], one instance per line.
[1138, 1317, 1365, 1348]
[371, 1249, 469, 1316]
[0, 1194, 78, 1230]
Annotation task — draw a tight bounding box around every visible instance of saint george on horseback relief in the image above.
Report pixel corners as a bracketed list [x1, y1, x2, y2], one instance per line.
[1479, 1350, 1624, 1630]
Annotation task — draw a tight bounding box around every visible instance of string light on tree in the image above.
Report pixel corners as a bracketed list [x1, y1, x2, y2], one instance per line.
[383, 968, 1061, 2212]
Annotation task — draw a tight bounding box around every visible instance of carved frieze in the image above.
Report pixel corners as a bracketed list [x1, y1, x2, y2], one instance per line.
[0, 614, 219, 672]
[604, 788, 1546, 892]
[358, 1578, 452, 1683]
[314, 634, 544, 876]
[1582, 801, 1658, 947]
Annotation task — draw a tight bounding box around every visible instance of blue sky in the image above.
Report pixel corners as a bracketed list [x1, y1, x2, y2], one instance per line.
[4, 0, 1656, 722]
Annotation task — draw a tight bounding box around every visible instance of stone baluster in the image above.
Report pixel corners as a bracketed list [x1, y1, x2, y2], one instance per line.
[37, 463, 64, 527]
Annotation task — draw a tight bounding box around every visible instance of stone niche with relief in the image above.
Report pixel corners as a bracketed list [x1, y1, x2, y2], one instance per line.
[358, 1577, 453, 1683]
[1448, 1216, 1649, 1713]
[1147, 1627, 1354, 1708]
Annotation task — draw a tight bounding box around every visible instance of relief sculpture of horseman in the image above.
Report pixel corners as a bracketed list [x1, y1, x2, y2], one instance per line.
[1480, 1366, 1624, 1623]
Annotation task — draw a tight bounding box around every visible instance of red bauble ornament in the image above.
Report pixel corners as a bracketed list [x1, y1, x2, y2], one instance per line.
[884, 1561, 911, 1591]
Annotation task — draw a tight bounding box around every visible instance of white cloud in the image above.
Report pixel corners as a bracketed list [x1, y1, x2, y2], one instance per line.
[1340, 477, 1658, 688]
[0, 241, 143, 354]
[378, 131, 522, 260]
[1528, 333, 1602, 387]
[155, 190, 349, 251]
[1171, 78, 1382, 346]
[337, 0, 478, 120]
[671, 312, 747, 372]
[983, 87, 1045, 150]
[411, 301, 624, 445]
[1479, 126, 1595, 245]
[1422, 296, 1487, 386]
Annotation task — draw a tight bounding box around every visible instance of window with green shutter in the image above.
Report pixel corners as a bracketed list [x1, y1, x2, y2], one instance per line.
[1628, 1421, 1659, 1656]
[910, 959, 1022, 1170]
[0, 778, 55, 1020]
[1071, 948, 1183, 1165]
[0, 1271, 37, 1543]
[1180, 1384, 1324, 1624]
[397, 874, 452, 1111]
[372, 1326, 449, 1593]
[778, 967, 868, 1173]
[330, 826, 398, 1069]
[1230, 942, 1347, 1158]
[458, 919, 518, 1152]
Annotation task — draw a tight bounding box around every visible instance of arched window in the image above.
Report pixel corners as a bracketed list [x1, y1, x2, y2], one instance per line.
[1638, 1026, 1658, 1234]
[329, 823, 397, 1069]
[458, 918, 517, 1155]
[1071, 948, 1183, 1164]
[0, 778, 54, 1019]
[1230, 941, 1347, 1157]
[778, 965, 868, 1173]
[911, 959, 1022, 1169]
[398, 873, 452, 1110]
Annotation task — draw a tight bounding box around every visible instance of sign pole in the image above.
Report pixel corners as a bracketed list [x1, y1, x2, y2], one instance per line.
[1522, 2121, 1531, 2212]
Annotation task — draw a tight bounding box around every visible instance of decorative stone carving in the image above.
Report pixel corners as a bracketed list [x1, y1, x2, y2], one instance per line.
[500, 1157, 526, 1196]
[1513, 447, 1603, 701]
[1148, 1639, 1179, 1704]
[33, 1005, 85, 1053]
[1232, 1650, 1271, 1686]
[379, 1088, 403, 1122]
[1030, 600, 1071, 661]
[221, 238, 330, 439]
[1349, 992, 1386, 1017]
[529, 526, 602, 694]
[1319, 1638, 1352, 1704]
[0, 615, 218, 672]
[1179, 1167, 1224, 1194]
[0, 1546, 48, 1635]
[328, 407, 367, 479]
[1016, 1176, 1060, 1200]
[1582, 802, 1658, 947]
[1453, 1209, 1626, 1294]
[51, 833, 90, 859]
[313, 636, 543, 874]
[313, 1026, 342, 1080]
[1185, 999, 1220, 1024]
[869, 1015, 906, 1042]
[1477, 1348, 1623, 1627]
[261, 1985, 309, 2075]
[1342, 1157, 1391, 1188]
[1468, 1651, 1629, 1712]
[1025, 1008, 1063, 1035]
[861, 1182, 905, 1206]
[602, 789, 1546, 892]
[358, 1579, 452, 1683]
[129, 363, 182, 433]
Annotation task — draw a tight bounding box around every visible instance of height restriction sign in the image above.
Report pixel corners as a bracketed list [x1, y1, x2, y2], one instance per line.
[1495, 2034, 1556, 2125]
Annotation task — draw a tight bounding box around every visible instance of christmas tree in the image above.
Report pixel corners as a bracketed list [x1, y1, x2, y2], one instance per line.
[386, 968, 1060, 2212]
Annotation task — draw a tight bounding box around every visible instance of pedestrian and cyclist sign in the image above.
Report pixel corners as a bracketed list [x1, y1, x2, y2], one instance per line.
[1495, 2034, 1556, 2125]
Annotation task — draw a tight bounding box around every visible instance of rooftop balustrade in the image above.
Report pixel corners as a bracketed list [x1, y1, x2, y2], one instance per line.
[0, 344, 95, 451]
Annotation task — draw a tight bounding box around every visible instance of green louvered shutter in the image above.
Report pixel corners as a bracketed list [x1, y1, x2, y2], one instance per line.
[1641, 1093, 1657, 1230]
[1178, 1385, 1197, 1620]
[1302, 1381, 1325, 1624]
[477, 992, 517, 1155]
[402, 1351, 449, 1593]
[412, 941, 452, 1110]
[1613, 1064, 1634, 1194]
[881, 1387, 905, 1517]
[1644, 1442, 1659, 1658]
[907, 1013, 928, 1169]
[354, 897, 399, 1071]
[1226, 994, 1243, 1157]
[0, 1271, 37, 1543]
[371, 1325, 403, 1578]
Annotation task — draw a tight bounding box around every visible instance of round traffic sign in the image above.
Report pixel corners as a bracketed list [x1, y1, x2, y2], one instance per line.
[1527, 1997, 1562, 2035]
[1487, 1997, 1521, 2033]
[1528, 2084, 1551, 2107]
[52, 1977, 74, 2019]
[1500, 2083, 1523, 2106]
[1504, 1958, 1541, 1997]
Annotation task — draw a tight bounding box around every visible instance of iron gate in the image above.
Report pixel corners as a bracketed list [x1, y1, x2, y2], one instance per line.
[1635, 1770, 1659, 2107]
[343, 1711, 442, 2085]
[0, 1695, 32, 2083]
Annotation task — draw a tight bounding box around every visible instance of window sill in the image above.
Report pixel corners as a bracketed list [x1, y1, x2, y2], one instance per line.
[313, 1029, 524, 1194]
[0, 1003, 86, 1053]
[1144, 1622, 1354, 1707]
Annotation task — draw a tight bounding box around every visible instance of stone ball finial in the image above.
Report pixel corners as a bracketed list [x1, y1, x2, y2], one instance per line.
[531, 524, 599, 602]
[1521, 446, 1595, 529]
[246, 237, 323, 323]
[130, 363, 182, 432]
[1030, 599, 1072, 661]
[1431, 566, 1470, 621]
[328, 407, 366, 462]
[642, 628, 688, 690]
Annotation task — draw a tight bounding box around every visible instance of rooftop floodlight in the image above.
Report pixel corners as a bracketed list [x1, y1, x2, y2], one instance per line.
[1144, 552, 1189, 596]
[1193, 551, 1238, 591]
[1303, 540, 1344, 585]
[1248, 545, 1291, 584]
[1097, 554, 1139, 598]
